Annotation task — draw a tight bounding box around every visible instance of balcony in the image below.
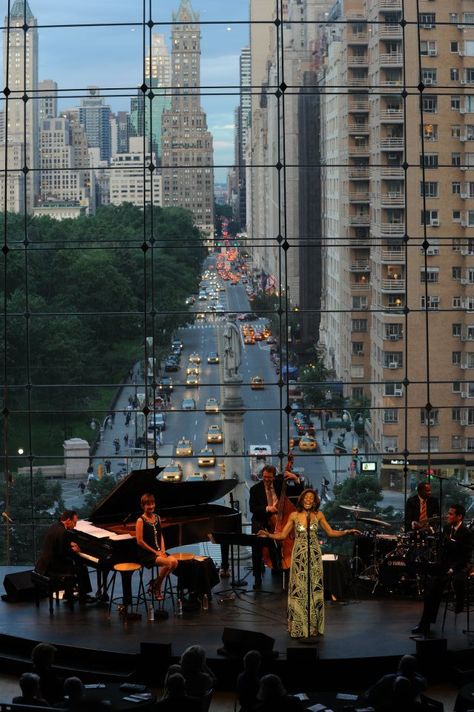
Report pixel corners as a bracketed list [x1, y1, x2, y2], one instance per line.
[380, 166, 404, 179]
[380, 192, 405, 206]
[348, 55, 368, 66]
[349, 260, 371, 272]
[351, 281, 371, 291]
[381, 249, 405, 263]
[379, 80, 403, 88]
[348, 78, 370, 89]
[349, 214, 371, 225]
[349, 99, 369, 112]
[348, 167, 370, 179]
[349, 31, 369, 44]
[348, 122, 369, 134]
[380, 137, 404, 150]
[380, 222, 405, 236]
[381, 278, 406, 292]
[378, 0, 402, 7]
[349, 144, 370, 156]
[379, 25, 403, 39]
[349, 191, 370, 202]
[379, 53, 403, 66]
[380, 109, 403, 122]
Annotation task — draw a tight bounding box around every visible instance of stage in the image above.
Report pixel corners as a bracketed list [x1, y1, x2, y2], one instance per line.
[2, 564, 474, 691]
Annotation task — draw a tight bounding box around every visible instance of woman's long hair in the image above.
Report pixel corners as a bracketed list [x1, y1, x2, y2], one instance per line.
[296, 488, 320, 512]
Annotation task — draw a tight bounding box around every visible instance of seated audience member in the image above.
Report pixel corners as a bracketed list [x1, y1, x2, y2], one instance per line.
[13, 672, 50, 706]
[56, 676, 86, 710]
[31, 642, 64, 705]
[168, 645, 216, 698]
[236, 649, 262, 712]
[253, 674, 304, 712]
[155, 673, 201, 711]
[365, 654, 427, 711]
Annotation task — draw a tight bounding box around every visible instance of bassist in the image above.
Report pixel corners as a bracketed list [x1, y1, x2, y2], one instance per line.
[249, 463, 303, 589]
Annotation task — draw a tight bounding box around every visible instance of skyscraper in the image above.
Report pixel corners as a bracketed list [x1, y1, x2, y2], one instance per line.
[38, 79, 58, 122]
[161, 0, 214, 237]
[79, 87, 112, 163]
[1, 0, 39, 212]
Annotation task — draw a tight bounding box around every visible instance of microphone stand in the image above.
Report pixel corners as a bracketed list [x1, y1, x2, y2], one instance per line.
[300, 509, 316, 644]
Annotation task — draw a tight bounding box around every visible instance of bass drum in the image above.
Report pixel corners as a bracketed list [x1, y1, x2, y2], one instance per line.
[378, 548, 412, 593]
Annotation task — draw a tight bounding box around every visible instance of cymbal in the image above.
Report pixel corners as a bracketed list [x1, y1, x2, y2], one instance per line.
[358, 517, 392, 529]
[339, 505, 372, 514]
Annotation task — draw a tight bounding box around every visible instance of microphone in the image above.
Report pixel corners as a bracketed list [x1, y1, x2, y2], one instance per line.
[2, 512, 13, 524]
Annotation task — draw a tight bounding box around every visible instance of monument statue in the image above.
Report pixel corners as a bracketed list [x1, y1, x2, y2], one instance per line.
[223, 319, 242, 378]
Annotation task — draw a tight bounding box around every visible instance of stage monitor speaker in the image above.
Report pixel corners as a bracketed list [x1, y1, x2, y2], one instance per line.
[219, 627, 277, 658]
[2, 570, 36, 602]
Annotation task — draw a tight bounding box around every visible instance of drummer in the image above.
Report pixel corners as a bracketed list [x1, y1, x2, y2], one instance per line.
[404, 482, 440, 533]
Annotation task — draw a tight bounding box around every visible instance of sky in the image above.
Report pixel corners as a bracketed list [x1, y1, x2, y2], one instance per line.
[2, 0, 252, 182]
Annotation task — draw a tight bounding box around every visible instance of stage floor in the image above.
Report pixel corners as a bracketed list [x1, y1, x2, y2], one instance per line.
[1, 565, 474, 664]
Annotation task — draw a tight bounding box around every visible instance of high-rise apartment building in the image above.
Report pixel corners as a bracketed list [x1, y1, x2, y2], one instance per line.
[1, 0, 39, 212]
[79, 87, 112, 163]
[161, 0, 214, 237]
[235, 47, 251, 228]
[318, 0, 474, 482]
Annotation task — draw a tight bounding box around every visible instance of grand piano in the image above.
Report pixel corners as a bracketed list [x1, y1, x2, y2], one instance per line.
[73, 467, 241, 591]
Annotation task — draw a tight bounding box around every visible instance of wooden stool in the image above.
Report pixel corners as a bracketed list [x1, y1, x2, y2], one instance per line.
[108, 562, 146, 618]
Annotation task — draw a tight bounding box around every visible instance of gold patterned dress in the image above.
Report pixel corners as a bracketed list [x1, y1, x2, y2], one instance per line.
[288, 517, 324, 638]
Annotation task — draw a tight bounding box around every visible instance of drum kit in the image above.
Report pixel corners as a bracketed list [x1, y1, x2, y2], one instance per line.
[340, 505, 440, 596]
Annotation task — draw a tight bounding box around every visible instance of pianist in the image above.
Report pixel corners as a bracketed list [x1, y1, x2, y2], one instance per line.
[136, 493, 178, 599]
[36, 510, 94, 604]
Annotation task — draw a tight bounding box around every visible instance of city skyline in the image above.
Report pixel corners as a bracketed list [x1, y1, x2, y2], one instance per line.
[0, 0, 252, 181]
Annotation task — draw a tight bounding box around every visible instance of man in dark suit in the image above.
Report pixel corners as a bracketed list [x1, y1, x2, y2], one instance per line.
[36, 509, 94, 603]
[412, 503, 472, 635]
[404, 481, 440, 532]
[249, 464, 302, 589]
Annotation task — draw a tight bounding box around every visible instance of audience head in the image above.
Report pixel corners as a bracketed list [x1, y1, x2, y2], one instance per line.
[164, 673, 187, 699]
[31, 642, 57, 670]
[392, 675, 414, 705]
[18, 672, 41, 699]
[64, 677, 84, 702]
[257, 674, 286, 702]
[398, 654, 417, 677]
[243, 649, 262, 674]
[180, 644, 206, 676]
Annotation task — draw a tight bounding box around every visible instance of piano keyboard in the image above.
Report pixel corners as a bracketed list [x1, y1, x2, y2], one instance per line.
[77, 551, 100, 565]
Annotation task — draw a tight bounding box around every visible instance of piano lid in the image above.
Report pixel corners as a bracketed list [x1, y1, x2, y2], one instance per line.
[90, 466, 238, 522]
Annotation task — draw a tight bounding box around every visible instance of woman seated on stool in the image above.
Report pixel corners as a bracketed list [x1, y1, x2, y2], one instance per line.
[136, 493, 178, 599]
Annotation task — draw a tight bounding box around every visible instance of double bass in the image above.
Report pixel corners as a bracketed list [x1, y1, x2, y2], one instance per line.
[264, 454, 300, 570]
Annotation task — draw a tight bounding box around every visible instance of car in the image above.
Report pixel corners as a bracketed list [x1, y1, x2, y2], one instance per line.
[149, 413, 166, 431]
[189, 352, 201, 363]
[205, 397, 219, 413]
[207, 424, 223, 443]
[185, 296, 195, 305]
[244, 335, 256, 345]
[171, 339, 183, 351]
[238, 312, 258, 321]
[187, 471, 208, 481]
[198, 447, 216, 467]
[186, 365, 200, 376]
[266, 335, 277, 344]
[289, 435, 301, 449]
[176, 438, 193, 457]
[158, 378, 173, 393]
[164, 359, 180, 372]
[195, 313, 206, 321]
[207, 352, 219, 364]
[161, 461, 183, 482]
[299, 435, 318, 451]
[251, 376, 264, 390]
[186, 374, 200, 386]
[297, 422, 315, 436]
[254, 331, 263, 341]
[181, 398, 196, 410]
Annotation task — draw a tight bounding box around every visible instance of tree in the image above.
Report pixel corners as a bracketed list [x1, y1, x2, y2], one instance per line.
[322, 474, 384, 523]
[81, 475, 118, 515]
[299, 347, 331, 407]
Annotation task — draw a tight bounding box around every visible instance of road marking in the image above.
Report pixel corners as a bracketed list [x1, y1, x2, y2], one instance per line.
[265, 433, 268, 441]
[260, 419, 265, 426]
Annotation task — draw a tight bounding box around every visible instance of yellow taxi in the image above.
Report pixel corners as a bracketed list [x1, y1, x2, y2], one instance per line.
[299, 435, 318, 452]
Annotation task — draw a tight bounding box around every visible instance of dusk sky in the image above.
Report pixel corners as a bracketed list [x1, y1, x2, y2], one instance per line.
[2, 0, 255, 181]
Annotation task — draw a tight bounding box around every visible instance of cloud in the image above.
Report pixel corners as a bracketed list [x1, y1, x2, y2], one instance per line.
[211, 123, 235, 131]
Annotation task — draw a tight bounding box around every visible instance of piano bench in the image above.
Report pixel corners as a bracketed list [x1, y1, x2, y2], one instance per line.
[31, 570, 77, 615]
[108, 563, 147, 619]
